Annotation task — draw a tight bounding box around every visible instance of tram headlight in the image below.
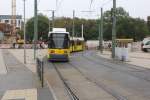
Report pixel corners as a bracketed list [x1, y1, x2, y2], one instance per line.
[51, 50, 55, 53]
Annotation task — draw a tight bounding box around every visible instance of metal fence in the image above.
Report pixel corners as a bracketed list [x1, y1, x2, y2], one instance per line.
[36, 58, 44, 87]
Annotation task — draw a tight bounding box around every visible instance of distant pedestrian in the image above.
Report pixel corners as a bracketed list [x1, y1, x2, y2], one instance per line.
[108, 43, 111, 49]
[12, 39, 16, 48]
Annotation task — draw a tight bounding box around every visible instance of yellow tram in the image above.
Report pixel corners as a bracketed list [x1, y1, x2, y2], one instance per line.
[47, 28, 70, 61]
[47, 28, 85, 61]
[70, 37, 85, 52]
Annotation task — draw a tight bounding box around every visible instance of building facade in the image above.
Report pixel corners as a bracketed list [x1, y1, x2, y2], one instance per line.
[0, 15, 22, 29]
[0, 23, 12, 35]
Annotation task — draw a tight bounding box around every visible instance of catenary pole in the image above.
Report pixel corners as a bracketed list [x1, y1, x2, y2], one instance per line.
[82, 24, 84, 38]
[112, 0, 116, 58]
[34, 0, 38, 59]
[52, 10, 55, 28]
[23, 0, 26, 64]
[100, 8, 103, 53]
[73, 10, 75, 37]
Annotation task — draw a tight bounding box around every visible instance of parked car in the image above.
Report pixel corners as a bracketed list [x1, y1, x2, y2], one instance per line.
[141, 37, 150, 52]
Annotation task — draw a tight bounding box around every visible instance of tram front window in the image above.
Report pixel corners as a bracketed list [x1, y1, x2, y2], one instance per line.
[49, 33, 69, 49]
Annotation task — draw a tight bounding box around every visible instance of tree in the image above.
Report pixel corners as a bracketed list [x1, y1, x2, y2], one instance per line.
[103, 7, 149, 41]
[25, 7, 150, 41]
[26, 15, 49, 41]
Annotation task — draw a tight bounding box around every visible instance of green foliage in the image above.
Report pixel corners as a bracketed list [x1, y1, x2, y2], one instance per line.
[103, 7, 149, 41]
[26, 15, 49, 41]
[25, 7, 150, 41]
[17, 30, 24, 39]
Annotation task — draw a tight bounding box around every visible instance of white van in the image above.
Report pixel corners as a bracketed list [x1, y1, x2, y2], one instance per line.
[141, 37, 150, 52]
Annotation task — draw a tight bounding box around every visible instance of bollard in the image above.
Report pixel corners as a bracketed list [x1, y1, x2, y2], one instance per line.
[41, 61, 44, 87]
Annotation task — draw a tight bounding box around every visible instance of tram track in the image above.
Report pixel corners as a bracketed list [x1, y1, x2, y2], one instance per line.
[51, 60, 128, 100]
[81, 53, 150, 82]
[67, 62, 128, 100]
[52, 63, 79, 100]
[46, 51, 150, 100]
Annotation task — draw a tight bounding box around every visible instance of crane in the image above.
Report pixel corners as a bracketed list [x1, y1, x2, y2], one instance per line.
[12, 0, 16, 35]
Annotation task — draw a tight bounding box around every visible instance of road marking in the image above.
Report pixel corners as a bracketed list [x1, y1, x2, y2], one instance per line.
[46, 80, 58, 100]
[2, 89, 37, 100]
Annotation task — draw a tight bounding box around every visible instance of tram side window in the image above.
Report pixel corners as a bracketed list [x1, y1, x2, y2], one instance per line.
[63, 34, 69, 48]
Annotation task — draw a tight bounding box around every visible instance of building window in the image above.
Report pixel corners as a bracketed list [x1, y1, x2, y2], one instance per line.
[18, 20, 20, 26]
[5, 20, 9, 23]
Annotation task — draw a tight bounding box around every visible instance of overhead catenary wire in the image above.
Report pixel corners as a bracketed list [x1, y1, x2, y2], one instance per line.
[56, 0, 64, 12]
[90, 0, 94, 9]
[37, 0, 40, 7]
[101, 0, 113, 7]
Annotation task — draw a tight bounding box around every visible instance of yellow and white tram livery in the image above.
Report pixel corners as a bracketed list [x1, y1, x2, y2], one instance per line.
[47, 28, 70, 61]
[70, 37, 85, 52]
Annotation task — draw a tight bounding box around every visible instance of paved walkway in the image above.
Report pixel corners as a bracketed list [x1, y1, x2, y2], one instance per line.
[97, 50, 150, 69]
[8, 49, 47, 73]
[0, 49, 53, 100]
[0, 49, 7, 75]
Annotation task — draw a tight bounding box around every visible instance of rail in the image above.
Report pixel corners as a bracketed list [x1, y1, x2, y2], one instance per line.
[36, 58, 44, 87]
[53, 63, 79, 100]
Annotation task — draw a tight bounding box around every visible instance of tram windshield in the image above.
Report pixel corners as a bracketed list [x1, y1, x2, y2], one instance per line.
[48, 33, 69, 49]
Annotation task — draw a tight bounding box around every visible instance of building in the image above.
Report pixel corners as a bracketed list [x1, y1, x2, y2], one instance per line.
[0, 31, 4, 41]
[0, 15, 22, 29]
[0, 23, 12, 35]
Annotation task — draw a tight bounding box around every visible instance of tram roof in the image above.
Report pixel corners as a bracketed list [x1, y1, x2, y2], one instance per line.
[48, 32, 69, 37]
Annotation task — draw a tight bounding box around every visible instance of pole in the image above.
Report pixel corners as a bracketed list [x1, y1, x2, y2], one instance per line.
[49, 17, 50, 32]
[81, 24, 84, 38]
[81, 24, 84, 56]
[112, 0, 116, 58]
[52, 10, 55, 28]
[73, 10, 75, 37]
[100, 8, 103, 53]
[34, 0, 38, 59]
[71, 10, 75, 52]
[23, 0, 26, 64]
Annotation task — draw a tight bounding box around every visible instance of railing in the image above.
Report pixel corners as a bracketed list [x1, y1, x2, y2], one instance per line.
[36, 58, 44, 87]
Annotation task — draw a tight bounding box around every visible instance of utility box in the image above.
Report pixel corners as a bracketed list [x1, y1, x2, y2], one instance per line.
[115, 39, 133, 61]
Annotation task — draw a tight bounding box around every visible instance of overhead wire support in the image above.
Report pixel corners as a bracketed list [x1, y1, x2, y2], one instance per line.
[90, 0, 94, 9]
[23, 0, 26, 64]
[112, 0, 116, 58]
[101, 0, 113, 7]
[34, 0, 38, 59]
[72, 10, 75, 52]
[52, 10, 55, 29]
[99, 8, 103, 53]
[73, 10, 75, 37]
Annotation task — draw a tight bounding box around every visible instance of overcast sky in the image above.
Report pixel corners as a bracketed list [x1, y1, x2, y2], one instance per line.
[0, 0, 150, 20]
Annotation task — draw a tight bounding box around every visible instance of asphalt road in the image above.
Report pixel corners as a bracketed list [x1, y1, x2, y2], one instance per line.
[71, 51, 150, 100]
[46, 50, 150, 100]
